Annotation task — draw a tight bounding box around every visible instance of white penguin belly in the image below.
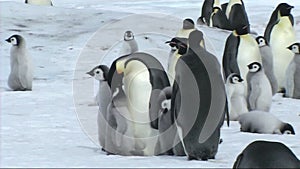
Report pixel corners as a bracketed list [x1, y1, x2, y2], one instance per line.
[270, 17, 296, 89]
[237, 35, 262, 80]
[26, 0, 52, 5]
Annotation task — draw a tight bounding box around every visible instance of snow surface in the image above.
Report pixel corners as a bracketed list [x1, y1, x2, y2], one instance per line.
[1, 0, 300, 168]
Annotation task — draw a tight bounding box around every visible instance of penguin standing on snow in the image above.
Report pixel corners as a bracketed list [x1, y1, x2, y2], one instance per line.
[225, 73, 248, 121]
[233, 141, 300, 168]
[246, 62, 272, 112]
[285, 43, 300, 99]
[238, 111, 295, 135]
[222, 25, 262, 85]
[116, 52, 170, 156]
[225, 0, 249, 31]
[6, 34, 33, 91]
[264, 3, 296, 91]
[172, 30, 227, 160]
[86, 65, 111, 152]
[255, 36, 278, 96]
[25, 0, 53, 6]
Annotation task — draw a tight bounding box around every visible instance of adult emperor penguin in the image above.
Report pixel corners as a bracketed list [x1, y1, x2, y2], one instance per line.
[225, 0, 249, 31]
[222, 25, 262, 85]
[255, 36, 278, 95]
[246, 62, 272, 112]
[116, 52, 170, 156]
[209, 6, 232, 30]
[264, 3, 296, 91]
[86, 65, 111, 151]
[175, 18, 195, 38]
[225, 73, 248, 121]
[199, 0, 214, 26]
[172, 30, 227, 160]
[285, 43, 300, 99]
[25, 0, 53, 6]
[6, 34, 33, 91]
[233, 141, 300, 168]
[119, 30, 138, 56]
[238, 111, 295, 135]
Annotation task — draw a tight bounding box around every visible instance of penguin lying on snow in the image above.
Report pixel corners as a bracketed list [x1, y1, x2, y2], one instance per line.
[233, 141, 300, 168]
[6, 34, 33, 91]
[238, 111, 295, 135]
[285, 43, 300, 99]
[172, 30, 227, 160]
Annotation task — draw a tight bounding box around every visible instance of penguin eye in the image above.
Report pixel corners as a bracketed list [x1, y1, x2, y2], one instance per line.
[284, 130, 292, 135]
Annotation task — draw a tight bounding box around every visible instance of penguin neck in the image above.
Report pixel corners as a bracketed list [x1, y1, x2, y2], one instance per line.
[278, 16, 293, 27]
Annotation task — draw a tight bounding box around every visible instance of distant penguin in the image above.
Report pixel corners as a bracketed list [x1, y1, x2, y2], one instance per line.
[285, 43, 300, 99]
[255, 36, 278, 95]
[175, 18, 195, 38]
[200, 0, 214, 26]
[238, 111, 295, 135]
[119, 30, 138, 56]
[225, 0, 249, 31]
[246, 62, 272, 112]
[25, 0, 53, 6]
[223, 25, 262, 85]
[264, 3, 296, 91]
[86, 65, 111, 151]
[233, 141, 300, 168]
[209, 6, 232, 30]
[6, 34, 33, 91]
[172, 30, 226, 160]
[116, 52, 170, 156]
[225, 73, 248, 121]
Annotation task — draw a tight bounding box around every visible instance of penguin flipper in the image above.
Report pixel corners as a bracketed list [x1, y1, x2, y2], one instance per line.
[248, 81, 261, 110]
[285, 62, 295, 98]
[264, 18, 279, 43]
[222, 34, 240, 79]
[289, 14, 294, 26]
[233, 153, 244, 168]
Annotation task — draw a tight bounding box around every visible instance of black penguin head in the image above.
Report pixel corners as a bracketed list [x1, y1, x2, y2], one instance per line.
[287, 43, 300, 54]
[188, 30, 204, 48]
[235, 25, 249, 35]
[229, 73, 244, 84]
[255, 36, 268, 47]
[281, 123, 295, 135]
[124, 30, 134, 41]
[277, 3, 294, 17]
[182, 18, 195, 29]
[6, 34, 24, 46]
[247, 62, 262, 73]
[87, 65, 109, 81]
[178, 43, 188, 55]
[165, 37, 188, 52]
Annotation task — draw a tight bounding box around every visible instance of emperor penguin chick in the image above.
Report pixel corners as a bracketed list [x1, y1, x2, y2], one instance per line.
[6, 34, 33, 91]
[246, 62, 272, 112]
[225, 73, 248, 121]
[119, 30, 138, 56]
[285, 43, 300, 99]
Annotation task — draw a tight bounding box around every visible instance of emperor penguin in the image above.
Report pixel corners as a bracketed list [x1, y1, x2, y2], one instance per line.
[119, 30, 138, 56]
[209, 6, 232, 30]
[225, 0, 250, 31]
[264, 3, 296, 91]
[233, 141, 300, 168]
[175, 18, 195, 38]
[285, 43, 300, 99]
[255, 36, 278, 95]
[6, 34, 33, 91]
[172, 30, 227, 160]
[246, 62, 272, 112]
[225, 73, 248, 121]
[199, 0, 214, 26]
[25, 0, 53, 6]
[238, 111, 295, 135]
[222, 25, 262, 86]
[86, 65, 111, 151]
[116, 52, 170, 156]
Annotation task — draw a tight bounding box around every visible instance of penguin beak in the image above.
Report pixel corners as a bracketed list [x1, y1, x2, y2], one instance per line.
[288, 6, 294, 10]
[165, 41, 171, 44]
[86, 71, 94, 77]
[238, 79, 244, 82]
[5, 38, 11, 43]
[287, 46, 292, 50]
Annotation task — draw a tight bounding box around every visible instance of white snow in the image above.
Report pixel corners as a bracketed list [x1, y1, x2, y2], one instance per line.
[1, 0, 300, 168]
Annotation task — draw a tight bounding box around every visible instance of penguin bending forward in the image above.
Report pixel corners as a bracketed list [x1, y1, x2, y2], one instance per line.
[172, 30, 227, 160]
[233, 141, 300, 168]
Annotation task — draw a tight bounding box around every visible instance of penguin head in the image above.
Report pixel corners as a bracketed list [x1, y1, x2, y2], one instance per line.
[188, 30, 204, 48]
[165, 37, 188, 52]
[6, 34, 24, 46]
[178, 43, 188, 55]
[281, 123, 295, 135]
[228, 73, 244, 84]
[182, 18, 195, 30]
[235, 25, 249, 35]
[255, 36, 268, 47]
[166, 38, 180, 50]
[247, 62, 262, 73]
[287, 43, 300, 54]
[277, 3, 294, 17]
[124, 30, 134, 41]
[87, 65, 109, 81]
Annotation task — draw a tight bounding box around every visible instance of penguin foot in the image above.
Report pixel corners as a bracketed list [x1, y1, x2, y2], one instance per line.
[188, 155, 197, 161]
[219, 138, 223, 144]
